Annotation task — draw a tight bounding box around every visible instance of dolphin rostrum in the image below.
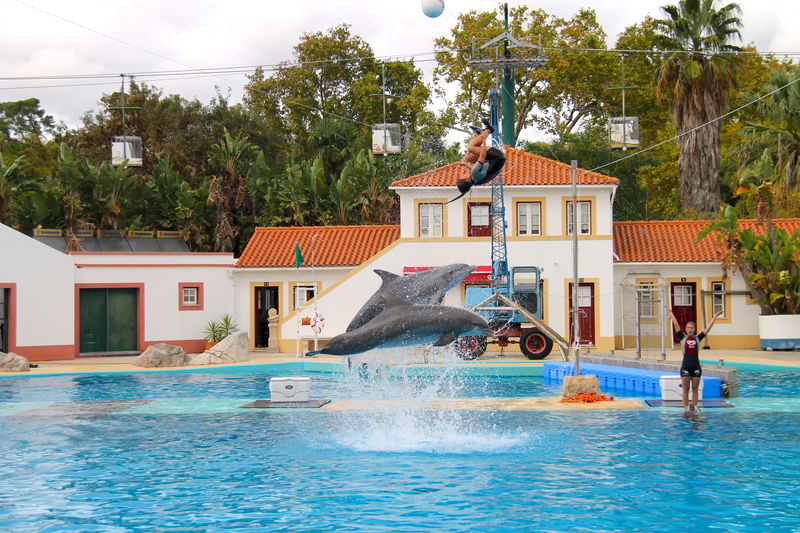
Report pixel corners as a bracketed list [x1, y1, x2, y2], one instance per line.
[346, 263, 475, 332]
[307, 295, 492, 357]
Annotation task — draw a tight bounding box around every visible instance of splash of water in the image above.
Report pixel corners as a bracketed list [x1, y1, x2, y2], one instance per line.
[324, 347, 531, 454]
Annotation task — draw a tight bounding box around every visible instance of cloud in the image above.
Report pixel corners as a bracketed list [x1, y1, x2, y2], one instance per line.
[1, 0, 797, 129]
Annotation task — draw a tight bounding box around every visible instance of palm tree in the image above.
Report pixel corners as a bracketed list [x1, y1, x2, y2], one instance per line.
[207, 128, 257, 252]
[733, 64, 800, 200]
[654, 0, 743, 214]
[304, 117, 360, 180]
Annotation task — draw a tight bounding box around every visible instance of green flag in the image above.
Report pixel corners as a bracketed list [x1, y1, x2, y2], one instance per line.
[294, 241, 304, 269]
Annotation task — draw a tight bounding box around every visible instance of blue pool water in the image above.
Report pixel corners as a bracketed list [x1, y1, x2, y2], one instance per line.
[1, 362, 800, 532]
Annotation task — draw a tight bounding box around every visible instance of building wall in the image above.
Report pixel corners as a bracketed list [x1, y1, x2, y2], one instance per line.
[233, 267, 351, 353]
[391, 183, 618, 350]
[274, 236, 617, 352]
[73, 253, 235, 355]
[396, 185, 616, 239]
[613, 263, 761, 350]
[0, 224, 76, 360]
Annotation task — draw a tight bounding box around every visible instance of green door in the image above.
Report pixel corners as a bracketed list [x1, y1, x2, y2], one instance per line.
[79, 288, 137, 354]
[1, 289, 8, 353]
[107, 289, 137, 351]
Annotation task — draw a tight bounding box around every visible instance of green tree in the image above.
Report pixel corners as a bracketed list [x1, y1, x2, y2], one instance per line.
[521, 126, 653, 220]
[0, 98, 56, 144]
[433, 6, 619, 139]
[0, 99, 62, 184]
[86, 162, 135, 230]
[245, 24, 431, 149]
[700, 205, 800, 315]
[0, 152, 27, 223]
[143, 157, 213, 249]
[612, 18, 668, 147]
[731, 64, 800, 214]
[654, 0, 743, 214]
[68, 82, 282, 181]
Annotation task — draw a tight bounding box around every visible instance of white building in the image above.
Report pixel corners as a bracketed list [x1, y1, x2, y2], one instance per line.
[235, 147, 620, 353]
[0, 225, 234, 360]
[3, 147, 798, 360]
[234, 148, 800, 354]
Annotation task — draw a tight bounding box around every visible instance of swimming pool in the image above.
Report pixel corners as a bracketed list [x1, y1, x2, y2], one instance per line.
[1, 362, 799, 531]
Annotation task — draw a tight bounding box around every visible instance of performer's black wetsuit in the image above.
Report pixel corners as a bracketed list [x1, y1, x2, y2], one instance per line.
[677, 331, 705, 377]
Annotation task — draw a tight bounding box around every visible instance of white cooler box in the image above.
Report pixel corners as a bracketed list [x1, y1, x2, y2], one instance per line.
[269, 377, 311, 402]
[660, 375, 703, 401]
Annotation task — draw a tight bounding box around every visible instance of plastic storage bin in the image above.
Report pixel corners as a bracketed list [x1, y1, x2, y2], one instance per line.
[660, 375, 703, 401]
[269, 377, 312, 402]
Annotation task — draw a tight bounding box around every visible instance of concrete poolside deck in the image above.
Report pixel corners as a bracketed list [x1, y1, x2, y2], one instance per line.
[4, 347, 797, 377]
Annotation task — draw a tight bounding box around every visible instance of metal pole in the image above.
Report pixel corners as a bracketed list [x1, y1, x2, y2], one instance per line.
[635, 285, 642, 359]
[311, 234, 319, 351]
[619, 284, 626, 350]
[382, 62, 388, 157]
[621, 55, 627, 151]
[295, 239, 300, 358]
[501, 3, 515, 147]
[571, 160, 580, 375]
[120, 74, 127, 161]
[700, 286, 709, 349]
[660, 286, 666, 360]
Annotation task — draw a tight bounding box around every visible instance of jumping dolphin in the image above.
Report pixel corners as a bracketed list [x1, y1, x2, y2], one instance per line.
[307, 295, 492, 357]
[346, 263, 475, 332]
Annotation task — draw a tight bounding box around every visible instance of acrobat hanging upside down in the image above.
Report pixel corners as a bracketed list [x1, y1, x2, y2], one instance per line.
[450, 119, 506, 203]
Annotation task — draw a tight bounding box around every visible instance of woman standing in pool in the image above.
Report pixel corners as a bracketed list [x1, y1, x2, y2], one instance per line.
[665, 306, 723, 413]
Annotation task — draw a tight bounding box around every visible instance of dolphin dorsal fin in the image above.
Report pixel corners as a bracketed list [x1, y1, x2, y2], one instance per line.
[378, 293, 410, 308]
[374, 269, 399, 286]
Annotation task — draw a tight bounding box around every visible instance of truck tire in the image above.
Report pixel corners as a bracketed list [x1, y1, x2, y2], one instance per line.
[519, 328, 553, 360]
[454, 335, 488, 360]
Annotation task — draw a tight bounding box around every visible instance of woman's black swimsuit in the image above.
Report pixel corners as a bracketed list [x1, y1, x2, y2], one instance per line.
[677, 331, 705, 377]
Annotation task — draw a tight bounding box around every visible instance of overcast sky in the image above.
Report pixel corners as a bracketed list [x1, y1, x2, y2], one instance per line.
[2, 0, 799, 135]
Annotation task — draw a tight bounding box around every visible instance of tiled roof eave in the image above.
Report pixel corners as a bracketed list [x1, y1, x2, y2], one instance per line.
[613, 260, 723, 265]
[391, 183, 618, 189]
[235, 264, 358, 273]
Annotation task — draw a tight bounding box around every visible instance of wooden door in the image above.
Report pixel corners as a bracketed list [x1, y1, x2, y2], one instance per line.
[568, 283, 595, 346]
[468, 202, 491, 237]
[670, 282, 696, 344]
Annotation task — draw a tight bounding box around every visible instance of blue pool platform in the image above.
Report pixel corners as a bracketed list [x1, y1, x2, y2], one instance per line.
[543, 362, 722, 397]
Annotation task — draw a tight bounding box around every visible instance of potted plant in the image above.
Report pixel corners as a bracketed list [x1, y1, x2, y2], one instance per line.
[700, 206, 800, 349]
[203, 314, 238, 349]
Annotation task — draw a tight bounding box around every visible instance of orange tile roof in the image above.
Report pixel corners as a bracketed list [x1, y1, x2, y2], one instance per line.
[390, 146, 619, 188]
[613, 218, 800, 263]
[236, 225, 400, 268]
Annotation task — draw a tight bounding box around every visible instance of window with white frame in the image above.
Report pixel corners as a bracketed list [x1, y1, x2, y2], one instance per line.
[419, 203, 443, 238]
[182, 287, 199, 306]
[294, 284, 316, 310]
[566, 201, 591, 235]
[673, 285, 693, 306]
[638, 282, 656, 317]
[711, 281, 726, 318]
[517, 202, 541, 236]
